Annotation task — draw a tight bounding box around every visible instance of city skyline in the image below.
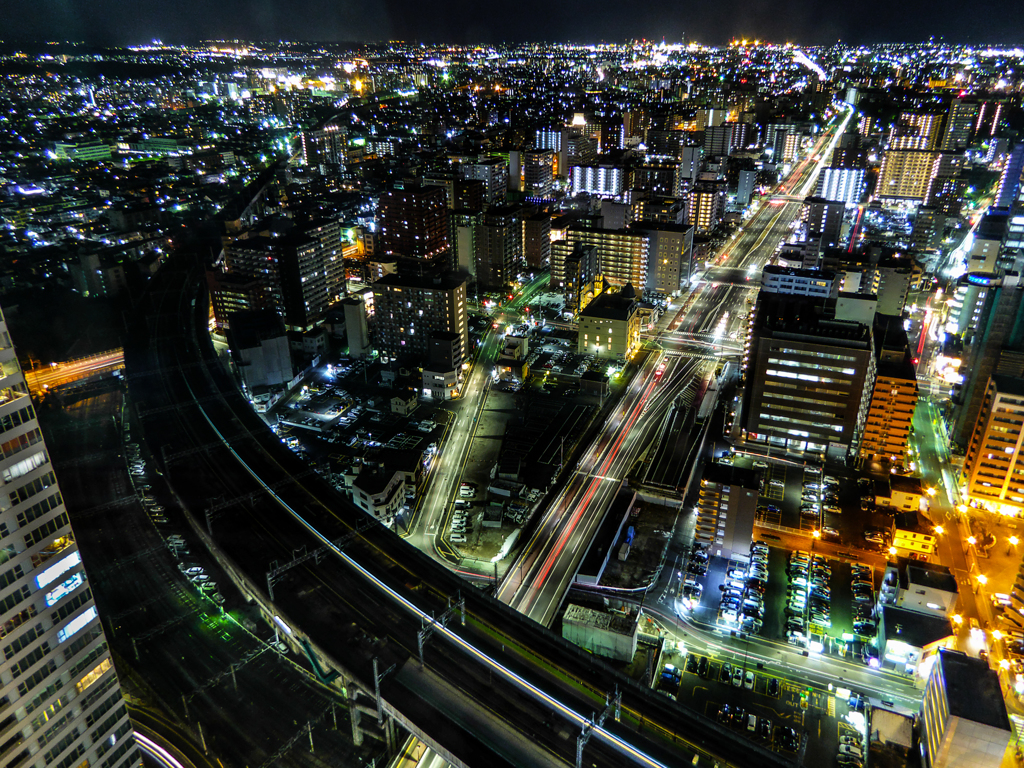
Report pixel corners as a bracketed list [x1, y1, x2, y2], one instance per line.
[4, 0, 1024, 47]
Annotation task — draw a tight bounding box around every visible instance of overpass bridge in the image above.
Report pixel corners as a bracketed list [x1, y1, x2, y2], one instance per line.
[124, 255, 796, 768]
[25, 348, 124, 395]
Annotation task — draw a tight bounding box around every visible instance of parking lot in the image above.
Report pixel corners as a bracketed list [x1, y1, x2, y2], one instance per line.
[658, 649, 854, 766]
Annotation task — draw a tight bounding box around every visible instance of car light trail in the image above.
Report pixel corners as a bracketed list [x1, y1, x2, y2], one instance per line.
[181, 364, 673, 768]
[137, 734, 187, 768]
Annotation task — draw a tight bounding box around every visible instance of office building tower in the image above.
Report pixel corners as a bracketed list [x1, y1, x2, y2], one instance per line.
[817, 166, 865, 206]
[860, 316, 919, 465]
[523, 150, 555, 198]
[802, 197, 846, 249]
[876, 149, 941, 202]
[523, 212, 551, 270]
[643, 130, 686, 160]
[688, 181, 726, 233]
[551, 227, 649, 294]
[920, 650, 1011, 768]
[571, 166, 624, 198]
[562, 244, 600, 316]
[371, 272, 467, 364]
[301, 121, 346, 173]
[460, 157, 508, 206]
[888, 112, 944, 150]
[637, 224, 695, 295]
[0, 306, 141, 768]
[940, 99, 980, 152]
[742, 292, 875, 462]
[379, 184, 450, 264]
[953, 271, 1024, 448]
[760, 265, 840, 298]
[961, 374, 1024, 514]
[474, 206, 523, 292]
[695, 463, 759, 558]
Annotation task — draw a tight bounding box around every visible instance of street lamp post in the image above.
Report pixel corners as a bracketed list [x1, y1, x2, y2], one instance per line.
[976, 573, 988, 595]
[1009, 536, 1019, 556]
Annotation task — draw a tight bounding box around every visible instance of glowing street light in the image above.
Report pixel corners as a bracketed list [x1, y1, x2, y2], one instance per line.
[1009, 536, 1019, 555]
[935, 526, 944, 535]
[952, 613, 963, 626]
[1000, 659, 1011, 671]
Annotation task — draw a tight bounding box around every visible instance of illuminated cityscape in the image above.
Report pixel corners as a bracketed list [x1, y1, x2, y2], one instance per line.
[1, 31, 1024, 768]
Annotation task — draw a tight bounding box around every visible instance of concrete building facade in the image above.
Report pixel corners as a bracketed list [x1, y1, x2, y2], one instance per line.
[0, 305, 141, 768]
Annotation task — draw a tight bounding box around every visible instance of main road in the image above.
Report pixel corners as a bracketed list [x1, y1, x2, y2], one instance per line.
[498, 105, 857, 626]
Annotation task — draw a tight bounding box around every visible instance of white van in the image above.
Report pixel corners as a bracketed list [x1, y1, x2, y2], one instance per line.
[459, 487, 474, 498]
[450, 534, 466, 543]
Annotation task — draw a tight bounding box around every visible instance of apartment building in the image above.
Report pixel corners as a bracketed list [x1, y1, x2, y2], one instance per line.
[551, 226, 648, 293]
[961, 374, 1024, 515]
[371, 272, 467, 364]
[760, 265, 840, 298]
[860, 316, 919, 465]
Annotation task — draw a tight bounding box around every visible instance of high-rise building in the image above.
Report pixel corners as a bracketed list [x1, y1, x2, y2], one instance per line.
[735, 169, 756, 208]
[632, 162, 678, 198]
[637, 224, 695, 295]
[926, 153, 966, 217]
[551, 227, 649, 293]
[952, 271, 1024, 448]
[912, 207, 946, 253]
[371, 272, 467, 364]
[688, 181, 726, 233]
[940, 99, 980, 152]
[223, 217, 345, 332]
[523, 149, 555, 198]
[816, 166, 865, 206]
[378, 184, 451, 264]
[301, 121, 346, 173]
[677, 146, 703, 190]
[459, 157, 508, 206]
[960, 374, 1024, 514]
[802, 197, 846, 249]
[876, 149, 940, 201]
[888, 112, 944, 150]
[571, 165, 624, 198]
[0, 306, 141, 768]
[995, 143, 1024, 210]
[522, 212, 551, 270]
[474, 205, 523, 291]
[860, 316, 919, 465]
[742, 292, 875, 462]
[534, 127, 567, 176]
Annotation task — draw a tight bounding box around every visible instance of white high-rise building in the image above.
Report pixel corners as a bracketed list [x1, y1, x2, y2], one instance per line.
[0, 306, 140, 768]
[817, 166, 865, 206]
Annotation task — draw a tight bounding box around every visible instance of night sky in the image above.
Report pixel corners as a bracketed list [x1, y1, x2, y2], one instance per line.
[6, 0, 1024, 46]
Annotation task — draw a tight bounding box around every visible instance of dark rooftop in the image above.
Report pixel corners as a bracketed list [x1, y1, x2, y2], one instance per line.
[579, 285, 638, 322]
[935, 648, 1011, 732]
[373, 270, 467, 291]
[753, 291, 871, 345]
[881, 605, 951, 650]
[703, 461, 760, 490]
[905, 561, 958, 594]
